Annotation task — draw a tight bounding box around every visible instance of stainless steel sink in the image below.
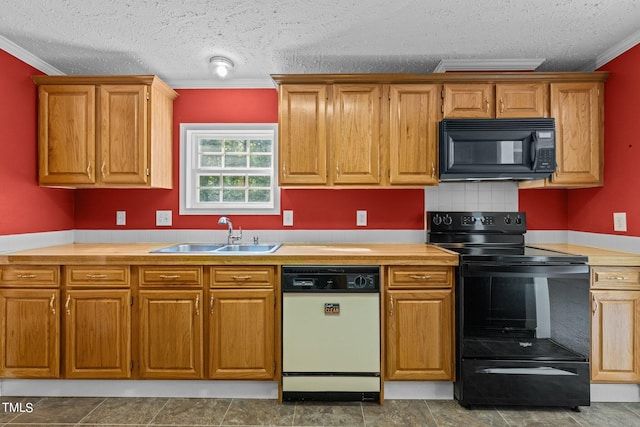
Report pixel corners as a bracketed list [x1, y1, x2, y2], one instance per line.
[150, 243, 281, 254]
[215, 244, 282, 253]
[150, 243, 224, 253]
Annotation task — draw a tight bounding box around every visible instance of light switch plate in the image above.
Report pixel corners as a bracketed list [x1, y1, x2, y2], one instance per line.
[613, 212, 627, 232]
[283, 210, 294, 227]
[116, 211, 126, 226]
[357, 210, 367, 227]
[156, 210, 172, 227]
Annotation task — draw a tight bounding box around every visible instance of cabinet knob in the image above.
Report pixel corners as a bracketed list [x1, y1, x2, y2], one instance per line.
[87, 162, 91, 179]
[50, 293, 56, 315]
[195, 295, 200, 316]
[65, 294, 71, 315]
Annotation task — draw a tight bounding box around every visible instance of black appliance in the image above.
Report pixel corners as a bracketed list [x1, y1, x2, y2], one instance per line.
[439, 118, 556, 181]
[427, 211, 590, 410]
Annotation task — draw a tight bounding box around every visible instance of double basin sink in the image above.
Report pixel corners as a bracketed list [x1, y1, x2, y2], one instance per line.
[150, 243, 282, 255]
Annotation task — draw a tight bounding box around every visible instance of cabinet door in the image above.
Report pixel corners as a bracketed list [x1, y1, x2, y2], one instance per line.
[139, 290, 203, 378]
[388, 84, 440, 185]
[386, 290, 453, 380]
[0, 289, 59, 378]
[278, 84, 328, 185]
[591, 290, 640, 382]
[99, 85, 149, 185]
[496, 83, 548, 118]
[208, 289, 275, 379]
[442, 83, 494, 118]
[549, 82, 603, 186]
[38, 85, 96, 185]
[64, 289, 131, 378]
[332, 84, 382, 184]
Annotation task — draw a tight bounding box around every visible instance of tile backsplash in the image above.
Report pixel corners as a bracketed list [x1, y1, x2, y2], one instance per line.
[425, 182, 519, 212]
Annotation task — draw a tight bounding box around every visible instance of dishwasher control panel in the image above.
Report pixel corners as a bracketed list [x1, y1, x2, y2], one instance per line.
[282, 265, 379, 292]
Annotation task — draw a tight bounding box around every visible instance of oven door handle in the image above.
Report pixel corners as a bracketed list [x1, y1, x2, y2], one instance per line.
[477, 367, 578, 376]
[463, 263, 589, 278]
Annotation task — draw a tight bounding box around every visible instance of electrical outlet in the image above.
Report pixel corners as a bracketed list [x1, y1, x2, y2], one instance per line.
[283, 210, 294, 227]
[613, 212, 627, 232]
[156, 210, 172, 227]
[356, 210, 367, 227]
[116, 211, 126, 226]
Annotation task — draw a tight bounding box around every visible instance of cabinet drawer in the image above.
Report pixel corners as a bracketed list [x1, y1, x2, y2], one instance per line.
[0, 266, 59, 287]
[139, 266, 203, 287]
[65, 265, 129, 287]
[211, 267, 274, 288]
[591, 267, 640, 290]
[387, 266, 453, 289]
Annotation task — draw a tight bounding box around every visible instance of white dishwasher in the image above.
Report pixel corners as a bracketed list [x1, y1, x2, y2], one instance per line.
[281, 265, 380, 402]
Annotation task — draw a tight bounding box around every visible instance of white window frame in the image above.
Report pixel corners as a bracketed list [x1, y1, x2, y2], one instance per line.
[180, 123, 279, 215]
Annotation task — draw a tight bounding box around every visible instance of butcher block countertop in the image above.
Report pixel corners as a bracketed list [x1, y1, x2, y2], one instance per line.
[0, 243, 459, 266]
[531, 244, 640, 266]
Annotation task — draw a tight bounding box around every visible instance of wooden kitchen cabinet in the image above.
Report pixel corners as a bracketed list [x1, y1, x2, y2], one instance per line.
[32, 75, 177, 189]
[138, 266, 204, 379]
[0, 265, 60, 378]
[388, 84, 440, 185]
[63, 289, 131, 378]
[277, 80, 437, 187]
[442, 82, 548, 118]
[63, 265, 131, 378]
[591, 266, 640, 383]
[385, 266, 454, 380]
[278, 84, 328, 185]
[209, 266, 276, 380]
[0, 289, 60, 378]
[520, 81, 604, 188]
[332, 84, 382, 185]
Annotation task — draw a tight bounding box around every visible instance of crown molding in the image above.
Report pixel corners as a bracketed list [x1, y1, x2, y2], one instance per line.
[166, 78, 276, 89]
[433, 58, 546, 73]
[0, 34, 64, 75]
[594, 28, 640, 69]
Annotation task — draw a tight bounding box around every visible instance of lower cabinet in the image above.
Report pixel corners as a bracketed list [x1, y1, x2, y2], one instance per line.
[386, 289, 453, 380]
[590, 266, 640, 383]
[209, 266, 276, 380]
[64, 289, 131, 378]
[208, 288, 275, 379]
[138, 289, 204, 378]
[0, 289, 60, 378]
[385, 266, 454, 381]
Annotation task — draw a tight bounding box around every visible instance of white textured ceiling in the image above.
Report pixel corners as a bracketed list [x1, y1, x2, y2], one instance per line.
[1, 0, 640, 87]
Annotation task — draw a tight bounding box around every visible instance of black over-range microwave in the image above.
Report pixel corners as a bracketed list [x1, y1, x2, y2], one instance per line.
[438, 118, 556, 181]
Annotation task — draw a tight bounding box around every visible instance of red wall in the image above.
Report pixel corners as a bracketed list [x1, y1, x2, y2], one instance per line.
[0, 49, 74, 235]
[74, 89, 425, 230]
[520, 43, 640, 237]
[567, 43, 640, 237]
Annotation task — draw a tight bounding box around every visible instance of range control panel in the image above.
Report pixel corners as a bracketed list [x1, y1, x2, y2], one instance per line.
[427, 211, 526, 233]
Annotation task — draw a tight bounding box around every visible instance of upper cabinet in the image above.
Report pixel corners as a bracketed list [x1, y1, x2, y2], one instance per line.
[442, 83, 548, 118]
[275, 77, 441, 187]
[32, 75, 178, 189]
[521, 81, 604, 188]
[273, 72, 608, 189]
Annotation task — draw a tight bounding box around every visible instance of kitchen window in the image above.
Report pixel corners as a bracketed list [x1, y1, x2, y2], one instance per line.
[180, 123, 279, 214]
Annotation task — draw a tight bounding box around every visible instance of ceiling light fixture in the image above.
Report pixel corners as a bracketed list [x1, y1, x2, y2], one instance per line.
[209, 56, 234, 79]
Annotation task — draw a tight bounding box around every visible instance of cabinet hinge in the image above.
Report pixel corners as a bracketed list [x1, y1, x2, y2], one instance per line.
[146, 168, 150, 176]
[441, 89, 445, 98]
[130, 360, 134, 372]
[145, 91, 150, 101]
[130, 296, 134, 306]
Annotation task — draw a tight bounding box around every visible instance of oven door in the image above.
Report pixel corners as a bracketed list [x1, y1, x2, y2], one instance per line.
[459, 262, 590, 360]
[455, 261, 591, 407]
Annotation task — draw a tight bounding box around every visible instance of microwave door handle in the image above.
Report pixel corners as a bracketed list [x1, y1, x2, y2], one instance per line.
[530, 132, 539, 169]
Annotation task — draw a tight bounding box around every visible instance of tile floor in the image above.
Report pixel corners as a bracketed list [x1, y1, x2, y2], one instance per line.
[0, 397, 638, 426]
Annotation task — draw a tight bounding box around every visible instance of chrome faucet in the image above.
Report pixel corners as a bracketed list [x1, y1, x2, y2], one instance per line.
[218, 216, 242, 245]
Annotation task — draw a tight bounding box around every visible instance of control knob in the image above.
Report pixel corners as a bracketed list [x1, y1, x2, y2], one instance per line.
[504, 215, 512, 225]
[443, 215, 452, 225]
[432, 215, 442, 226]
[515, 216, 522, 225]
[353, 275, 368, 288]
